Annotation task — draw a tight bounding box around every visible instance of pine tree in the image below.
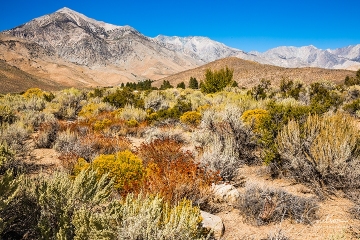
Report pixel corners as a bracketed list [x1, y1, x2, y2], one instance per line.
[200, 67, 234, 94]
[189, 77, 199, 89]
[177, 82, 186, 89]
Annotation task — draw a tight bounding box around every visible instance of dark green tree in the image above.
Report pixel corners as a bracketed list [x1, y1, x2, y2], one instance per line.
[189, 77, 199, 89]
[176, 82, 186, 89]
[103, 87, 144, 108]
[200, 67, 234, 94]
[160, 80, 173, 90]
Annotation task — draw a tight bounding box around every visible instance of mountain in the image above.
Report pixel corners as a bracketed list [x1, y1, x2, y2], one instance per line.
[156, 57, 356, 88]
[2, 7, 201, 84]
[250, 45, 360, 70]
[0, 7, 359, 92]
[153, 35, 247, 63]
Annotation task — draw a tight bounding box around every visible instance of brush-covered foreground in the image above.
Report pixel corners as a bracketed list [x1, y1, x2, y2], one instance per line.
[1, 70, 360, 239]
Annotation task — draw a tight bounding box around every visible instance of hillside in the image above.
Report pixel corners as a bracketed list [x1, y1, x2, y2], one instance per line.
[0, 59, 63, 93]
[156, 57, 357, 88]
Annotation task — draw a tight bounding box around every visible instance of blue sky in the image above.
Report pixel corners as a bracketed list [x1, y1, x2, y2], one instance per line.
[1, 0, 359, 52]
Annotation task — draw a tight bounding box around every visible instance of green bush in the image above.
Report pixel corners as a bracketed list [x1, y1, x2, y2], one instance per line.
[189, 77, 199, 89]
[103, 87, 144, 109]
[201, 67, 234, 94]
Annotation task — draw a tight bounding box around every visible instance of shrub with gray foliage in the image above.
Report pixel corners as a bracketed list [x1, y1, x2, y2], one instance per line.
[238, 183, 318, 225]
[193, 105, 258, 181]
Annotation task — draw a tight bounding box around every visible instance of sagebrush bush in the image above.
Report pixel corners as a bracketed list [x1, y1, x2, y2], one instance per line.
[92, 150, 144, 194]
[44, 88, 85, 120]
[0, 143, 16, 174]
[78, 100, 114, 119]
[277, 113, 360, 193]
[0, 121, 31, 160]
[144, 126, 186, 144]
[0, 170, 22, 233]
[193, 105, 258, 180]
[35, 169, 113, 239]
[239, 182, 318, 225]
[0, 105, 16, 125]
[117, 104, 147, 122]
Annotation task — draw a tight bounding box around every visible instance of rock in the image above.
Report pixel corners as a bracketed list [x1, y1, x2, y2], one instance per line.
[201, 211, 225, 240]
[212, 183, 240, 205]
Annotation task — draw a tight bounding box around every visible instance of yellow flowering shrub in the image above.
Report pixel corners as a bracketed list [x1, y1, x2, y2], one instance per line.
[92, 150, 144, 194]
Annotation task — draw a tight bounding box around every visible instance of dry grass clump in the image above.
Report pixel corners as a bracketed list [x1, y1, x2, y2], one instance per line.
[238, 182, 318, 225]
[276, 113, 360, 194]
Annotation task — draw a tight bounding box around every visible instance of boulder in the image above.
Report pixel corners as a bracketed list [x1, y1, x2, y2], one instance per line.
[212, 183, 240, 204]
[201, 211, 225, 239]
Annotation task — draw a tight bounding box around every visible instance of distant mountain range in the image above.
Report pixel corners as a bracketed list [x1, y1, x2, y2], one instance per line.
[0, 7, 359, 92]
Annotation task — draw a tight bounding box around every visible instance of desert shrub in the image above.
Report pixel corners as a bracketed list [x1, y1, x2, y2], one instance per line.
[0, 170, 22, 233]
[113, 195, 206, 240]
[80, 134, 131, 156]
[93, 118, 113, 132]
[343, 99, 360, 116]
[144, 126, 186, 144]
[92, 150, 144, 194]
[257, 101, 312, 164]
[117, 104, 147, 121]
[241, 108, 269, 132]
[144, 91, 169, 111]
[0, 105, 16, 125]
[44, 88, 85, 120]
[78, 100, 114, 119]
[35, 169, 113, 239]
[180, 111, 202, 127]
[239, 182, 318, 225]
[138, 139, 220, 205]
[20, 110, 55, 130]
[0, 121, 31, 160]
[183, 90, 209, 110]
[35, 119, 59, 148]
[344, 69, 360, 86]
[309, 82, 344, 113]
[249, 78, 272, 100]
[0, 143, 16, 174]
[279, 78, 304, 100]
[54, 129, 79, 154]
[72, 194, 207, 240]
[276, 113, 360, 193]
[193, 105, 258, 180]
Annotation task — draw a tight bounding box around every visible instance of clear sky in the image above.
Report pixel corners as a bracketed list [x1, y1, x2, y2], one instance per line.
[1, 0, 359, 52]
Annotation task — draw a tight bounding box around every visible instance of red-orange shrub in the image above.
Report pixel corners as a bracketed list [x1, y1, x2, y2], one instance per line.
[137, 139, 220, 204]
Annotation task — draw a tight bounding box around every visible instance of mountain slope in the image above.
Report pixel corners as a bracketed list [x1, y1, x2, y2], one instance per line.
[0, 59, 63, 93]
[2, 7, 201, 82]
[157, 57, 356, 88]
[251, 45, 360, 70]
